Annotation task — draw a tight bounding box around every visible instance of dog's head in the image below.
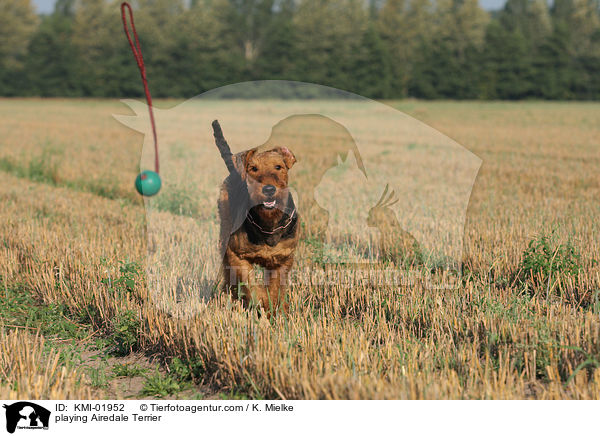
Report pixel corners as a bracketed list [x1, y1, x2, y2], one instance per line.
[235, 146, 296, 212]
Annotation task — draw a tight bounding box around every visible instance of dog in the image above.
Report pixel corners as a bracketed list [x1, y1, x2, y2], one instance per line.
[218, 144, 299, 314]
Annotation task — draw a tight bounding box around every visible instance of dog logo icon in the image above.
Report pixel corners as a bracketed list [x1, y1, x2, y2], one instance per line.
[2, 402, 50, 434]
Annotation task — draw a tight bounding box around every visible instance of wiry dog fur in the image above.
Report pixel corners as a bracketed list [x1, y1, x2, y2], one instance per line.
[218, 146, 299, 314]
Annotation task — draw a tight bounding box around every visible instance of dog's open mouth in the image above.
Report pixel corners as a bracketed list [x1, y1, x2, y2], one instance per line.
[263, 200, 276, 209]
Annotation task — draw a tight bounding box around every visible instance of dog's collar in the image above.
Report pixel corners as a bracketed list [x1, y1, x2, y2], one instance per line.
[246, 207, 296, 235]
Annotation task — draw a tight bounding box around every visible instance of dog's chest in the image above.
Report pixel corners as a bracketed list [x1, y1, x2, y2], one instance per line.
[229, 230, 297, 268]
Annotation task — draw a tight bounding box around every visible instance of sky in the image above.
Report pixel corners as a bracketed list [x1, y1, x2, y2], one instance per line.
[32, 0, 506, 14]
[33, 0, 55, 14]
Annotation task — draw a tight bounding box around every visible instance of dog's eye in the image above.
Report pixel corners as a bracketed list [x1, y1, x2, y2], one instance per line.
[249, 166, 258, 172]
[275, 165, 282, 170]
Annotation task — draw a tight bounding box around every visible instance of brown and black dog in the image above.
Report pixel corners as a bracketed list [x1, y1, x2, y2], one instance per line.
[218, 143, 299, 314]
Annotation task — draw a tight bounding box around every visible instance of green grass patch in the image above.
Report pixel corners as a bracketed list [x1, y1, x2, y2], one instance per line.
[153, 185, 200, 217]
[112, 363, 148, 378]
[141, 371, 182, 398]
[0, 152, 137, 203]
[169, 357, 205, 383]
[101, 259, 143, 299]
[0, 152, 59, 186]
[517, 233, 583, 297]
[109, 310, 141, 356]
[87, 364, 111, 389]
[0, 284, 89, 340]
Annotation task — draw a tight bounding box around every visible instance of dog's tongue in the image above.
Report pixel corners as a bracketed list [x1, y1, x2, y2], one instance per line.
[263, 200, 276, 209]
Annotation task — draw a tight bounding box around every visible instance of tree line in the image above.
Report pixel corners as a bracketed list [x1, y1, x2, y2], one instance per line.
[1, 0, 600, 100]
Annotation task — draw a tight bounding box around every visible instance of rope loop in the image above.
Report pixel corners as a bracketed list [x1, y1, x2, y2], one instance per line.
[121, 2, 159, 174]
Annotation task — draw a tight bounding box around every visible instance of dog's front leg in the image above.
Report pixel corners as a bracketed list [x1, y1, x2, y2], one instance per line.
[264, 265, 292, 314]
[224, 250, 269, 309]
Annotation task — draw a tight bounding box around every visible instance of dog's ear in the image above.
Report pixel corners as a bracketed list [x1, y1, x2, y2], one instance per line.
[275, 146, 296, 169]
[233, 148, 257, 177]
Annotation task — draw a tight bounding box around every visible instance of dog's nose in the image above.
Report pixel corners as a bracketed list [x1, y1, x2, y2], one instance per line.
[262, 185, 276, 197]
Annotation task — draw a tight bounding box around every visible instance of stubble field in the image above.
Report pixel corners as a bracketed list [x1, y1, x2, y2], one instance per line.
[0, 98, 598, 399]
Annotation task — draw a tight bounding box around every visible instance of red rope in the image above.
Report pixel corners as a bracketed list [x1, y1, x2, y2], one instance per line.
[121, 2, 159, 174]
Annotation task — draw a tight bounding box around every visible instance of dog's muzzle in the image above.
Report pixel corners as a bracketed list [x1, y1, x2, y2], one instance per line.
[262, 185, 276, 196]
[262, 185, 277, 208]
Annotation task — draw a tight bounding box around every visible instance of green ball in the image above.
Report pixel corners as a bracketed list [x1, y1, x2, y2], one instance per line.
[135, 170, 162, 197]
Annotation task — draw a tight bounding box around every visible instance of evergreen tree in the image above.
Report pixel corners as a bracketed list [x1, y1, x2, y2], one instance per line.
[177, 0, 245, 95]
[478, 20, 534, 99]
[0, 0, 38, 95]
[292, 0, 367, 92]
[70, 0, 131, 97]
[22, 4, 81, 96]
[378, 0, 434, 97]
[410, 0, 488, 98]
[352, 23, 392, 98]
[548, 0, 600, 98]
[535, 21, 578, 99]
[253, 0, 298, 80]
